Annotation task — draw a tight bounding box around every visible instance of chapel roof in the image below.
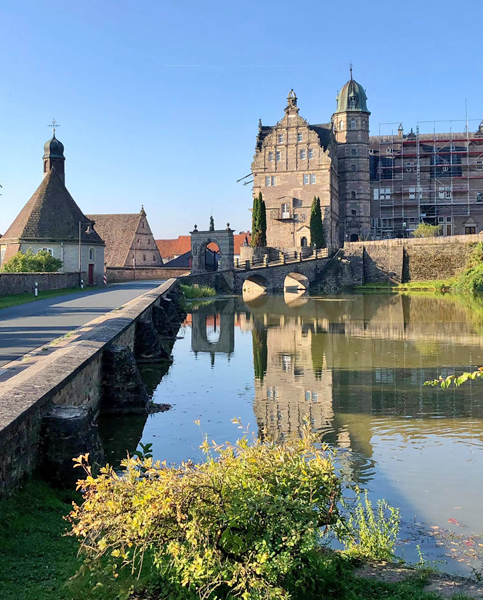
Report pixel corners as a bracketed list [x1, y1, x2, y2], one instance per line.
[2, 168, 103, 245]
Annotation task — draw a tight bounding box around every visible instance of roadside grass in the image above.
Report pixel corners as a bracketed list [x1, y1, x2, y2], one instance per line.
[0, 287, 91, 311]
[0, 480, 474, 600]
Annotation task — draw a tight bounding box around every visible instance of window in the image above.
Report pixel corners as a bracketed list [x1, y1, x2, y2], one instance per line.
[466, 226, 476, 235]
[438, 216, 444, 223]
[310, 174, 316, 184]
[141, 221, 145, 228]
[373, 189, 379, 200]
[409, 217, 416, 223]
[303, 174, 309, 185]
[308, 148, 313, 159]
[339, 120, 344, 130]
[300, 149, 306, 159]
[376, 188, 391, 200]
[350, 190, 356, 199]
[409, 187, 416, 199]
[477, 161, 482, 171]
[276, 150, 281, 161]
[265, 176, 270, 186]
[153, 255, 156, 261]
[281, 203, 290, 219]
[305, 391, 311, 401]
[40, 247, 53, 256]
[271, 176, 276, 186]
[297, 133, 303, 142]
[477, 192, 483, 202]
[268, 151, 273, 162]
[351, 164, 357, 172]
[148, 238, 151, 244]
[89, 247, 94, 260]
[350, 119, 356, 129]
[446, 217, 452, 222]
[278, 134, 284, 143]
[446, 189, 452, 199]
[362, 119, 366, 128]
[351, 209, 357, 215]
[143, 254, 146, 261]
[351, 148, 357, 156]
[312, 392, 318, 402]
[0, 247, 5, 265]
[265, 176, 276, 186]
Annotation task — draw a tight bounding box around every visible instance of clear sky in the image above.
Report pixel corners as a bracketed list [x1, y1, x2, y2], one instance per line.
[1, 0, 482, 239]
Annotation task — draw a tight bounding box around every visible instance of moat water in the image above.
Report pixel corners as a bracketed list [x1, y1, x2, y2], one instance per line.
[100, 292, 483, 575]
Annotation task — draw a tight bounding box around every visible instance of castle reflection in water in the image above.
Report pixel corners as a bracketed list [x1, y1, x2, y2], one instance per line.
[188, 292, 483, 483]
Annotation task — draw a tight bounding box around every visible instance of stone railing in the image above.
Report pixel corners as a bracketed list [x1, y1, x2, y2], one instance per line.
[0, 279, 186, 495]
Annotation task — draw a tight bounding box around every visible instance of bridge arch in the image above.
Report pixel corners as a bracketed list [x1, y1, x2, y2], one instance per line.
[242, 274, 269, 301]
[284, 272, 310, 291]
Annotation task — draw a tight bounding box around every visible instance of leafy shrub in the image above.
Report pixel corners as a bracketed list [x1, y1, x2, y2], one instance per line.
[411, 223, 440, 238]
[69, 423, 342, 600]
[180, 283, 216, 299]
[336, 489, 400, 560]
[453, 243, 483, 293]
[1, 248, 63, 272]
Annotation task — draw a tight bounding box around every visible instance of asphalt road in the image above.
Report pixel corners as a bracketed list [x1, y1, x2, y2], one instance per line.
[0, 281, 165, 368]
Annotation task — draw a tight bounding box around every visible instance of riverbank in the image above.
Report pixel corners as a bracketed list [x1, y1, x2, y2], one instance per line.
[0, 481, 479, 600]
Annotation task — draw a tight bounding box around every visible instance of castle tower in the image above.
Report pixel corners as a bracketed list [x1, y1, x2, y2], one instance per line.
[332, 68, 370, 242]
[43, 132, 65, 183]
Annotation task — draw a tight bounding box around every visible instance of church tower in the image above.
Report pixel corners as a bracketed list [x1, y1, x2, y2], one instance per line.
[43, 132, 65, 183]
[332, 68, 370, 242]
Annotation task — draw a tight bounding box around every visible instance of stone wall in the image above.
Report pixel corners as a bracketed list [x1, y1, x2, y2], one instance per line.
[343, 233, 483, 284]
[0, 279, 180, 495]
[106, 266, 189, 283]
[0, 271, 84, 296]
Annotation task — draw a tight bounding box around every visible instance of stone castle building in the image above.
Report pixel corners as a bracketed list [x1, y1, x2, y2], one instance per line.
[252, 71, 483, 246]
[0, 134, 105, 284]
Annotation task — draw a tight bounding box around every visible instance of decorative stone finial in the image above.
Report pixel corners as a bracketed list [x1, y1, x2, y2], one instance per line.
[287, 89, 297, 108]
[209, 216, 215, 231]
[258, 118, 262, 132]
[226, 222, 230, 230]
[193, 224, 198, 231]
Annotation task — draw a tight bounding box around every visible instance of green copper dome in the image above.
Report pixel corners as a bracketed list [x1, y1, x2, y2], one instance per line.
[335, 77, 370, 114]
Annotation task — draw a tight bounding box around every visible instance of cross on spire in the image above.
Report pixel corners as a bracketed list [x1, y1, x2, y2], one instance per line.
[349, 62, 353, 80]
[48, 119, 60, 136]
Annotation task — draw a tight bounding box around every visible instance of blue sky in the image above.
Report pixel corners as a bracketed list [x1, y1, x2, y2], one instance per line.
[1, 0, 482, 238]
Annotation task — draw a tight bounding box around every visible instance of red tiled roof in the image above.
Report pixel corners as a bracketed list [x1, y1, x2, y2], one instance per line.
[156, 232, 251, 260]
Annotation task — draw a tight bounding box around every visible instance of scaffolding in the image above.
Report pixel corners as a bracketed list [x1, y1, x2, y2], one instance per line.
[371, 118, 483, 238]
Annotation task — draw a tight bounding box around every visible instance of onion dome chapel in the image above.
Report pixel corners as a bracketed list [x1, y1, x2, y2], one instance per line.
[0, 135, 105, 285]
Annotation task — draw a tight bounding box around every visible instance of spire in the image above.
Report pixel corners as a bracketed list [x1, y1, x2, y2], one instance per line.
[43, 126, 65, 183]
[349, 61, 353, 80]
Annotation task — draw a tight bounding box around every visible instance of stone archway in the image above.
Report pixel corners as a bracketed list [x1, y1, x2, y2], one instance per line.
[190, 224, 234, 274]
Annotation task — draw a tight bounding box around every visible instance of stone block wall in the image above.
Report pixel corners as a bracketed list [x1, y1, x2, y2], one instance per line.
[0, 279, 179, 495]
[106, 267, 189, 283]
[343, 233, 483, 284]
[0, 272, 84, 296]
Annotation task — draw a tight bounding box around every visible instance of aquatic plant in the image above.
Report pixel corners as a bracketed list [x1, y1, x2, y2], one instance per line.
[180, 283, 216, 299]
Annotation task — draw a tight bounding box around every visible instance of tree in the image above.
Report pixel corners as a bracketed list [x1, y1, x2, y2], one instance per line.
[310, 196, 326, 248]
[251, 192, 267, 247]
[1, 248, 63, 273]
[412, 223, 440, 238]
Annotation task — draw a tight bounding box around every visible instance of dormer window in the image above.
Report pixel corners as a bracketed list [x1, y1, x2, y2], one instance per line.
[349, 96, 357, 109]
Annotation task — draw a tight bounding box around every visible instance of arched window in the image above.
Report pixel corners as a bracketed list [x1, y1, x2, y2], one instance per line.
[339, 120, 344, 131]
[89, 247, 94, 260]
[301, 236, 308, 247]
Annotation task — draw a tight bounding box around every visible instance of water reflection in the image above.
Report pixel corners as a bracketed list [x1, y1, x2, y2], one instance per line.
[141, 293, 483, 574]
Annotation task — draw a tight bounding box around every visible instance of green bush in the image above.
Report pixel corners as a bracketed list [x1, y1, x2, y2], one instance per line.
[180, 283, 216, 299]
[69, 423, 342, 600]
[411, 223, 440, 238]
[335, 489, 400, 560]
[1, 248, 63, 272]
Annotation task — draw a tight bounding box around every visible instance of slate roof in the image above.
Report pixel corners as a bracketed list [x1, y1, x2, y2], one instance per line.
[86, 213, 147, 267]
[2, 169, 104, 245]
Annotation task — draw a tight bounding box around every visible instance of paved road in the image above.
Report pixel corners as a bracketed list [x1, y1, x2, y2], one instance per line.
[0, 281, 165, 368]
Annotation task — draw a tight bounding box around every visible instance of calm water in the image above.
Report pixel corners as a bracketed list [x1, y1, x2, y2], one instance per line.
[100, 293, 483, 574]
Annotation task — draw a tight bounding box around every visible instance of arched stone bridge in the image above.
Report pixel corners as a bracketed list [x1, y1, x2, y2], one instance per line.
[234, 254, 332, 294]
